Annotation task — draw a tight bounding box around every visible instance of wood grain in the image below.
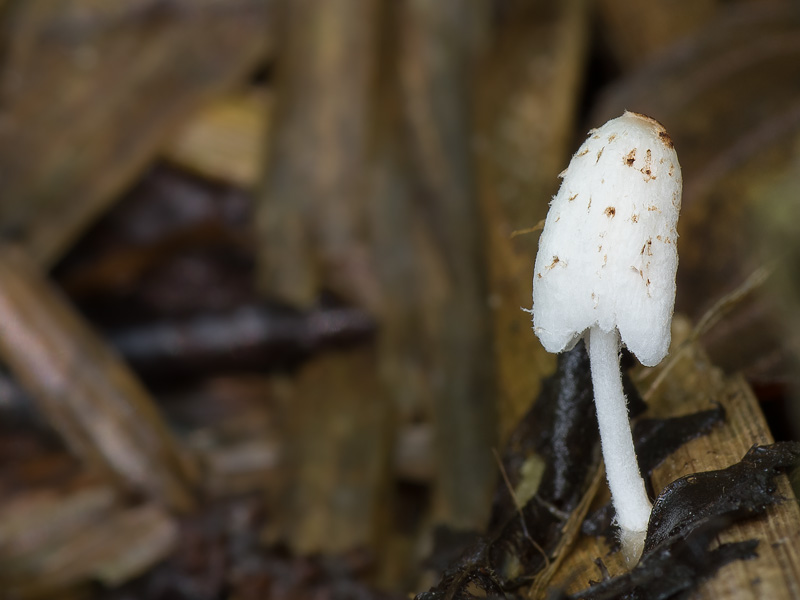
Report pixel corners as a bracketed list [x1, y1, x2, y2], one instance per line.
[0, 245, 198, 512]
[544, 317, 800, 598]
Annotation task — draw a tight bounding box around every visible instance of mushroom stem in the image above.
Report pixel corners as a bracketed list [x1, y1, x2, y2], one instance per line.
[588, 326, 652, 537]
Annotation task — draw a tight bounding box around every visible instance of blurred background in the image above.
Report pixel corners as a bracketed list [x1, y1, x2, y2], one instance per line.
[0, 0, 798, 598]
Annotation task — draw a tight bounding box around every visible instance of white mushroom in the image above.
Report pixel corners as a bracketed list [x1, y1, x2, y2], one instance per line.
[531, 111, 682, 562]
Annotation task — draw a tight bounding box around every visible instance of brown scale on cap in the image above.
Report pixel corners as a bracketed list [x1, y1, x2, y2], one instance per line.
[626, 110, 674, 149]
[596, 147, 605, 164]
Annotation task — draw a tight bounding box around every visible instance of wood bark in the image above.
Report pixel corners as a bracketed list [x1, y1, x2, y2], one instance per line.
[372, 0, 497, 529]
[0, 245, 198, 512]
[258, 0, 499, 539]
[253, 0, 394, 556]
[255, 0, 380, 310]
[266, 348, 392, 555]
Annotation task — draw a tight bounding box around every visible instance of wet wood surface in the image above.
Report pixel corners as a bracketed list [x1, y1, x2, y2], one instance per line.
[549, 317, 800, 599]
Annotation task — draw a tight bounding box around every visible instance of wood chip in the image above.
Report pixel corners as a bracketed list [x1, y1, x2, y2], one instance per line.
[163, 89, 272, 188]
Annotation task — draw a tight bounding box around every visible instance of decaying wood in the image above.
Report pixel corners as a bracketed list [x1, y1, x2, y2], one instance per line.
[548, 317, 800, 599]
[391, 0, 497, 529]
[252, 0, 398, 556]
[257, 0, 499, 538]
[474, 0, 589, 440]
[0, 245, 198, 512]
[264, 347, 391, 555]
[163, 88, 272, 188]
[255, 0, 380, 310]
[166, 376, 282, 498]
[190, 433, 280, 498]
[0, 483, 177, 599]
[0, 0, 273, 267]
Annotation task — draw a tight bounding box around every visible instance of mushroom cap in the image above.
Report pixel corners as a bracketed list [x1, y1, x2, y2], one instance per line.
[532, 111, 682, 367]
